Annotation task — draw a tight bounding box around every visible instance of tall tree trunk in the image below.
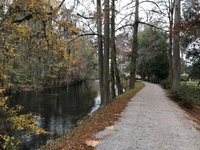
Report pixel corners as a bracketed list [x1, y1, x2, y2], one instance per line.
[169, 20, 173, 82]
[97, 0, 104, 102]
[129, 0, 139, 89]
[172, 0, 181, 88]
[111, 0, 122, 97]
[103, 0, 110, 104]
[110, 0, 115, 99]
[111, 0, 123, 95]
[168, 0, 174, 82]
[111, 52, 116, 98]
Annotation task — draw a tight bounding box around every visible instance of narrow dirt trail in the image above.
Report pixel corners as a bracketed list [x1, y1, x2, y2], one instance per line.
[96, 82, 200, 150]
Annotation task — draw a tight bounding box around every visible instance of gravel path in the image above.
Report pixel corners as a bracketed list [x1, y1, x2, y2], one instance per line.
[96, 82, 200, 150]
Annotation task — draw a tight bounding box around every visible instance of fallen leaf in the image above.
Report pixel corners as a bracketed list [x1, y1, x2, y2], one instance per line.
[85, 140, 100, 147]
[106, 126, 114, 130]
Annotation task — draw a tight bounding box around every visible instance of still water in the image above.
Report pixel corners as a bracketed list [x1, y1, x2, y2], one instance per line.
[9, 80, 100, 150]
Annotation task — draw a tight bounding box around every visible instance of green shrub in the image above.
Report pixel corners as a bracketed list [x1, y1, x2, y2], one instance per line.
[149, 75, 159, 83]
[170, 85, 200, 109]
[160, 79, 171, 89]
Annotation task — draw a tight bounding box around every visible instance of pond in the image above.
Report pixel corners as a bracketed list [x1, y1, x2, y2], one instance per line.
[9, 80, 100, 150]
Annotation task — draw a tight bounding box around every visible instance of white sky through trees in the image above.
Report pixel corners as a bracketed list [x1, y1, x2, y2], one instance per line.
[63, 0, 168, 35]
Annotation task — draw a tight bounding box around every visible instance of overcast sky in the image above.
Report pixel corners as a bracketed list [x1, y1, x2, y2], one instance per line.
[63, 0, 168, 35]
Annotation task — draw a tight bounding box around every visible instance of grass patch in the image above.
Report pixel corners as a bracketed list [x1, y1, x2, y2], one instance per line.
[41, 81, 144, 150]
[160, 80, 200, 128]
[160, 79, 200, 110]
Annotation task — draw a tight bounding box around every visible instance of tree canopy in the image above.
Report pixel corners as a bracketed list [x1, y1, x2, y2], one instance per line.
[137, 27, 169, 82]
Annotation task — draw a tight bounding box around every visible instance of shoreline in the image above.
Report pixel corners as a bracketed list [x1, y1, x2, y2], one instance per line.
[6, 79, 92, 94]
[40, 81, 144, 150]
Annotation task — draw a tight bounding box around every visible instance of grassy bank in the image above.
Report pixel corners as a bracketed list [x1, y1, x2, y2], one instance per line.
[160, 79, 200, 109]
[160, 79, 200, 129]
[170, 85, 200, 109]
[41, 81, 144, 150]
[170, 86, 200, 129]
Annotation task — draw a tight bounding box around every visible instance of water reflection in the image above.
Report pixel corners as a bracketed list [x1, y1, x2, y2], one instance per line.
[9, 80, 100, 150]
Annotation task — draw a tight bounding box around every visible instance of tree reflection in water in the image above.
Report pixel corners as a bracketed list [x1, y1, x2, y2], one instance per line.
[9, 80, 100, 150]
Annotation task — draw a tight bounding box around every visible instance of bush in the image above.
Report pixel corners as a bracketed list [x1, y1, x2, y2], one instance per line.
[170, 85, 200, 109]
[160, 79, 171, 89]
[149, 75, 159, 83]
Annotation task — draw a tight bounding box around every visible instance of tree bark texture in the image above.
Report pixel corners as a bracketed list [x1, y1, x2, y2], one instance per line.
[103, 0, 110, 104]
[168, 0, 174, 83]
[111, 0, 116, 98]
[172, 0, 181, 88]
[111, 0, 123, 98]
[129, 0, 139, 89]
[96, 0, 104, 102]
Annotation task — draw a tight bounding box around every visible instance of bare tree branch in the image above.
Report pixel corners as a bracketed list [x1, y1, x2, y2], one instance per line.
[67, 33, 101, 44]
[116, 12, 135, 28]
[140, 0, 163, 14]
[77, 13, 95, 19]
[13, 13, 33, 23]
[139, 21, 166, 31]
[116, 21, 166, 32]
[57, 0, 66, 10]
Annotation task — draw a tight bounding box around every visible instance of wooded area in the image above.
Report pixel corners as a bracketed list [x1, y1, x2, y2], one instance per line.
[0, 0, 200, 149]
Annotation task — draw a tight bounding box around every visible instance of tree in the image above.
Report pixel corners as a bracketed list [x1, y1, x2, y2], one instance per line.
[0, 0, 92, 148]
[167, 0, 174, 82]
[111, 0, 116, 98]
[111, 0, 123, 98]
[182, 0, 200, 86]
[96, 0, 104, 102]
[137, 27, 169, 82]
[172, 0, 181, 89]
[103, 0, 110, 104]
[129, 0, 139, 89]
[186, 39, 200, 86]
[0, 0, 97, 88]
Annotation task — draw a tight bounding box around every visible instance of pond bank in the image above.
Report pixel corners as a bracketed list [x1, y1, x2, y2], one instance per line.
[6, 79, 89, 95]
[41, 81, 144, 150]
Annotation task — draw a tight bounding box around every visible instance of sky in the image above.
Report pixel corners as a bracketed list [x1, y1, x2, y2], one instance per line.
[62, 0, 169, 35]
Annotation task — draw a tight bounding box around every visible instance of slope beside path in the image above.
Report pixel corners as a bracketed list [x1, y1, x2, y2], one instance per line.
[96, 82, 200, 150]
